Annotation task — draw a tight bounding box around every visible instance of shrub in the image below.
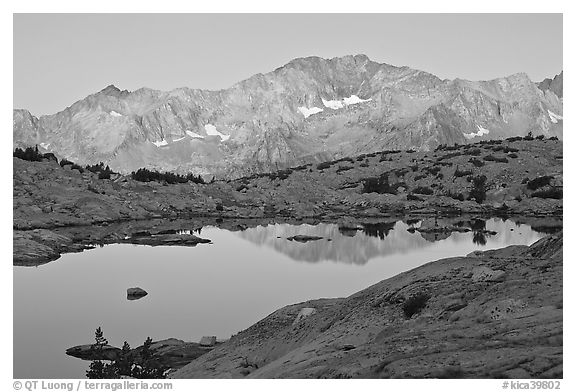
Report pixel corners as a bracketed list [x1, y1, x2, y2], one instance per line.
[335, 157, 354, 164]
[60, 159, 74, 167]
[402, 292, 430, 318]
[317, 162, 332, 170]
[523, 132, 534, 141]
[13, 146, 45, 162]
[86, 327, 168, 379]
[438, 151, 462, 161]
[506, 136, 523, 142]
[268, 169, 292, 180]
[42, 152, 58, 162]
[407, 194, 423, 201]
[468, 175, 487, 204]
[536, 135, 545, 140]
[414, 174, 427, 181]
[508, 153, 518, 159]
[412, 186, 434, 195]
[336, 166, 354, 173]
[549, 136, 559, 141]
[362, 175, 404, 195]
[468, 158, 485, 167]
[425, 166, 442, 176]
[292, 164, 310, 171]
[215, 203, 224, 211]
[454, 166, 473, 178]
[464, 148, 482, 156]
[71, 164, 84, 173]
[526, 176, 553, 190]
[131, 168, 204, 184]
[98, 171, 111, 180]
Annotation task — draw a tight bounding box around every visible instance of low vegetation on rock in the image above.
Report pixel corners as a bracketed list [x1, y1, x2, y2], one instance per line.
[86, 327, 168, 379]
[131, 168, 205, 185]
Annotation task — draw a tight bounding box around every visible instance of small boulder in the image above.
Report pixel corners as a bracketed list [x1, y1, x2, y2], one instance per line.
[127, 287, 148, 300]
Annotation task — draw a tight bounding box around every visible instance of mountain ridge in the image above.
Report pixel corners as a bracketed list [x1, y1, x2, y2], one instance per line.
[13, 55, 563, 177]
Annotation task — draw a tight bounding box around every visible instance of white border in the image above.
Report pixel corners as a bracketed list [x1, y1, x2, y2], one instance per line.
[3, 2, 572, 392]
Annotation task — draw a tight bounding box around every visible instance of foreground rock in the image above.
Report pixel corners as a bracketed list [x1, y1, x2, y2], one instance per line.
[171, 233, 562, 379]
[67, 338, 219, 372]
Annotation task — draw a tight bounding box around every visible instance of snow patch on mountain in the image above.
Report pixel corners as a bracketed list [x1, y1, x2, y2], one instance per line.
[152, 139, 168, 147]
[322, 98, 344, 110]
[322, 95, 372, 110]
[343, 95, 372, 105]
[298, 106, 323, 118]
[186, 131, 204, 139]
[39, 142, 50, 149]
[464, 125, 490, 139]
[110, 111, 122, 117]
[548, 110, 563, 124]
[172, 136, 186, 142]
[204, 124, 230, 141]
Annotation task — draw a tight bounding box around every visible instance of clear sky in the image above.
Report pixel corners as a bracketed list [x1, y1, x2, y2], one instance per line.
[14, 13, 562, 115]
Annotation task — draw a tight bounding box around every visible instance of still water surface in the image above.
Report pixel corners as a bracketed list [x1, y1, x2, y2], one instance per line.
[14, 218, 546, 378]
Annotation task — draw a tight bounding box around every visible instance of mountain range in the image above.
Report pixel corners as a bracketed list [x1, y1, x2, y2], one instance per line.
[13, 55, 563, 178]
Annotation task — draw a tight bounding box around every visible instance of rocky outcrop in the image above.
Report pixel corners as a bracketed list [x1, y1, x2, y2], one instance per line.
[170, 233, 562, 379]
[67, 338, 216, 371]
[538, 71, 563, 98]
[66, 344, 122, 361]
[13, 229, 89, 266]
[13, 56, 563, 178]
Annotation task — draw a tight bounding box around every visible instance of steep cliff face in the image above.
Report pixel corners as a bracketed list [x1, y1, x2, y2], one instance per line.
[538, 71, 563, 98]
[13, 55, 563, 177]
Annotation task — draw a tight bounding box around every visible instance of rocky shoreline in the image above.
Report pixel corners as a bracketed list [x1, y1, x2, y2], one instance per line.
[167, 232, 562, 378]
[13, 213, 562, 267]
[12, 138, 563, 265]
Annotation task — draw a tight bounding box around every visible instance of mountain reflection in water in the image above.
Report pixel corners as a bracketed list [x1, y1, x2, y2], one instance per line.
[234, 218, 547, 265]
